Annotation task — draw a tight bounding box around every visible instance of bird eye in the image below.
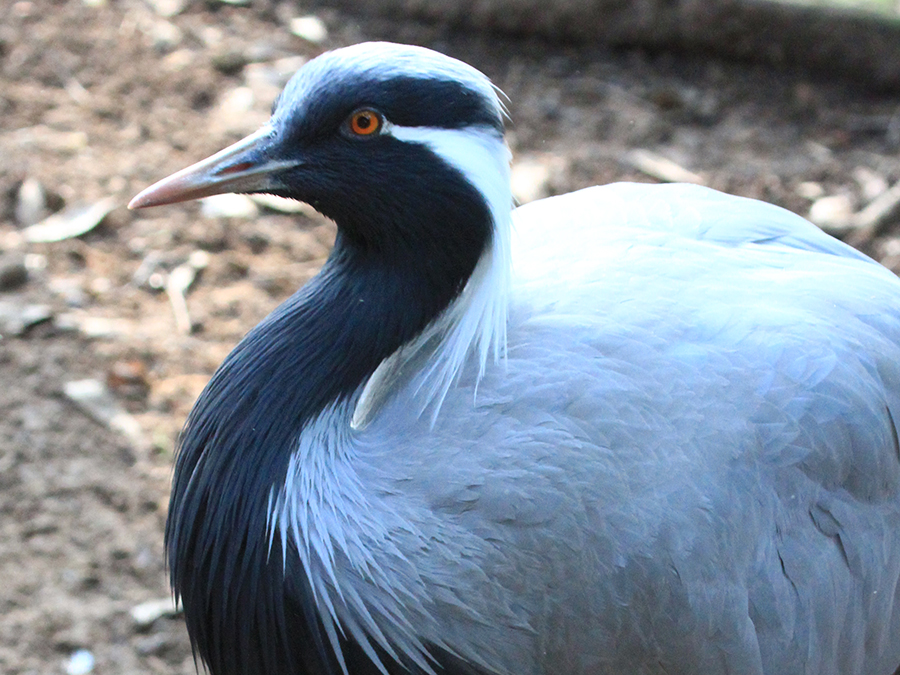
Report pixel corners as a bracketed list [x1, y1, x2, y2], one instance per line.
[346, 109, 383, 137]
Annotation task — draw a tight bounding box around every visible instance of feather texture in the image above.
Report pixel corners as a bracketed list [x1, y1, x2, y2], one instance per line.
[273, 182, 900, 675]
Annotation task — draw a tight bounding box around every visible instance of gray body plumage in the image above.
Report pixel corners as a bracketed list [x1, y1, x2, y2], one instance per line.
[130, 42, 900, 675]
[272, 183, 900, 675]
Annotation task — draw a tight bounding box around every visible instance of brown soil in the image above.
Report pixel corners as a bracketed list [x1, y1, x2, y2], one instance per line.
[2, 2, 899, 674]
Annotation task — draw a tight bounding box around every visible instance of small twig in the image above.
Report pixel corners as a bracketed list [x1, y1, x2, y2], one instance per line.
[22, 197, 116, 243]
[626, 149, 705, 185]
[847, 180, 900, 247]
[165, 251, 209, 334]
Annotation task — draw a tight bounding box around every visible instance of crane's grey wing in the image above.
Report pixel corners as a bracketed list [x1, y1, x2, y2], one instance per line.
[350, 184, 900, 675]
[512, 182, 873, 269]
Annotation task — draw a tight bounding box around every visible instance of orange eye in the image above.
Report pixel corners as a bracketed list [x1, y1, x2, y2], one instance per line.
[348, 109, 383, 136]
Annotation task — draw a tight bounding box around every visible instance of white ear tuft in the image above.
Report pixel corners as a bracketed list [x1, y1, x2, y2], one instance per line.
[353, 125, 512, 427]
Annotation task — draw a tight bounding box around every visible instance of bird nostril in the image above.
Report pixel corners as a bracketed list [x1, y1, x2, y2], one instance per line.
[217, 161, 256, 176]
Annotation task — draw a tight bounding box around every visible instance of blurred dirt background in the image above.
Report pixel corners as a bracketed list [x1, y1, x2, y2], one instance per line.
[2, 1, 900, 674]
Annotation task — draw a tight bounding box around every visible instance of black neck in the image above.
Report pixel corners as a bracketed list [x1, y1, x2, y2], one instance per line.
[165, 178, 493, 675]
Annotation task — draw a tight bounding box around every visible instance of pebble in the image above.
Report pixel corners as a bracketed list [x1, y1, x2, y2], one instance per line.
[510, 157, 552, 204]
[65, 649, 94, 675]
[795, 181, 825, 200]
[289, 15, 328, 44]
[188, 250, 211, 270]
[55, 314, 133, 338]
[130, 598, 181, 627]
[12, 1, 34, 17]
[146, 0, 185, 17]
[89, 277, 113, 296]
[15, 177, 48, 226]
[149, 19, 182, 53]
[201, 193, 259, 219]
[12, 125, 88, 153]
[0, 300, 52, 336]
[0, 253, 28, 291]
[134, 633, 171, 656]
[162, 48, 195, 73]
[853, 166, 889, 203]
[212, 50, 248, 76]
[808, 193, 855, 234]
[250, 193, 313, 215]
[24, 253, 48, 271]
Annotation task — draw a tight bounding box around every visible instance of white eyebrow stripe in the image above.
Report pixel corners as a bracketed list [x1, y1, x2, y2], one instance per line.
[353, 123, 511, 422]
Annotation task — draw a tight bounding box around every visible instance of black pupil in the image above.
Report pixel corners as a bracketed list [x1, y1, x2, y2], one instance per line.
[357, 113, 373, 129]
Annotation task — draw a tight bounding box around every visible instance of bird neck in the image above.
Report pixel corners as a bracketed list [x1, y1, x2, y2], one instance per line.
[167, 218, 494, 548]
[166, 161, 507, 674]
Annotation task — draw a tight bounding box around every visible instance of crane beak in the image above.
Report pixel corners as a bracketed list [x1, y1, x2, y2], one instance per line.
[128, 126, 300, 209]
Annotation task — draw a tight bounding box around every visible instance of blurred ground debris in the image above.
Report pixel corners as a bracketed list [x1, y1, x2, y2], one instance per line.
[312, 0, 900, 90]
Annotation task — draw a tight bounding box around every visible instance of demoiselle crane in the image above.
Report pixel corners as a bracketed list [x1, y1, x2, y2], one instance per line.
[129, 42, 900, 675]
